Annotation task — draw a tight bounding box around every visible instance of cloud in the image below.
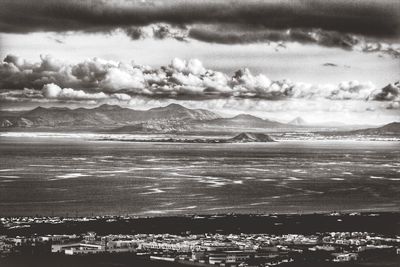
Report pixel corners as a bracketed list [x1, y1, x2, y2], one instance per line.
[188, 26, 359, 47]
[124, 23, 188, 41]
[0, 88, 43, 102]
[2, 1, 398, 55]
[370, 81, 400, 101]
[42, 83, 61, 98]
[152, 24, 188, 41]
[369, 81, 400, 109]
[99, 67, 145, 92]
[1, 1, 398, 38]
[386, 101, 400, 109]
[187, 25, 400, 57]
[121, 23, 400, 57]
[323, 63, 339, 67]
[171, 58, 206, 76]
[42, 83, 108, 100]
[124, 27, 145, 40]
[1, 54, 78, 89]
[0, 54, 396, 103]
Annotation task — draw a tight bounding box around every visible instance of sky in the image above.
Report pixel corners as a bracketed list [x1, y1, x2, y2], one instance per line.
[0, 0, 399, 125]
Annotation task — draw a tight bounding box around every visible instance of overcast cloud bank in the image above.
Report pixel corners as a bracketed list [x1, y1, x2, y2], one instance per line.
[1, 0, 399, 57]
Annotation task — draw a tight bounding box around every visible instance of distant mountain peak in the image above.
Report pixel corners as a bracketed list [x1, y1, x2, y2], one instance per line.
[289, 116, 307, 126]
[32, 106, 47, 111]
[29, 106, 70, 114]
[232, 114, 263, 121]
[31, 106, 70, 111]
[149, 103, 189, 112]
[163, 103, 187, 109]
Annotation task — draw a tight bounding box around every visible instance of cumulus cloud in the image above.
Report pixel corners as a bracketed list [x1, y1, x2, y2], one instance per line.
[370, 82, 400, 101]
[124, 24, 188, 41]
[386, 101, 400, 109]
[1, 54, 78, 89]
[42, 83, 61, 98]
[152, 24, 188, 41]
[171, 58, 206, 76]
[99, 67, 145, 92]
[42, 83, 108, 100]
[369, 81, 400, 109]
[0, 54, 397, 104]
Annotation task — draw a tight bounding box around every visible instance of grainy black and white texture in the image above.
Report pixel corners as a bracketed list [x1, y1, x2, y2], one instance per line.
[1, 0, 400, 244]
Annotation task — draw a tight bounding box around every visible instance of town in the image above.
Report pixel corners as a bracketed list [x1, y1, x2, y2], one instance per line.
[1, 214, 400, 266]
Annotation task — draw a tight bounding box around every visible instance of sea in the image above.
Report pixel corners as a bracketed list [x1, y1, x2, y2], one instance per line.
[0, 134, 399, 216]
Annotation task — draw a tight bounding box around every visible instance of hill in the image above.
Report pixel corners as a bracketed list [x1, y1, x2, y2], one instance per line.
[350, 122, 400, 135]
[227, 132, 275, 143]
[318, 122, 400, 137]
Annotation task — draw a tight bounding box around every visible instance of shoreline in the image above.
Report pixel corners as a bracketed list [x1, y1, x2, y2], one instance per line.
[2, 212, 400, 236]
[1, 131, 399, 142]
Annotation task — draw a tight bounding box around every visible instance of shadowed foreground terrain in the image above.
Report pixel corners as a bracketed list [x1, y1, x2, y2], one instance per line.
[2, 213, 400, 237]
[1, 253, 399, 267]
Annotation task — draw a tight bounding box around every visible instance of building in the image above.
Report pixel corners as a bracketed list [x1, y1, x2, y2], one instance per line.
[52, 243, 104, 254]
[332, 253, 358, 262]
[64, 244, 104, 255]
[208, 251, 252, 265]
[51, 243, 81, 253]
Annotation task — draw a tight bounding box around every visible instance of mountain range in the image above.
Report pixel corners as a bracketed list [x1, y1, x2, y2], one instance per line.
[0, 104, 399, 136]
[0, 104, 295, 132]
[0, 104, 218, 129]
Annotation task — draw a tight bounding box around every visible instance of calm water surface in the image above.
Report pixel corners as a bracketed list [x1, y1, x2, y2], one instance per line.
[0, 137, 399, 216]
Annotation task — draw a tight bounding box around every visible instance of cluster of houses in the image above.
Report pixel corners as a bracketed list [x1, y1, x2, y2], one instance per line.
[1, 231, 399, 266]
[0, 216, 102, 229]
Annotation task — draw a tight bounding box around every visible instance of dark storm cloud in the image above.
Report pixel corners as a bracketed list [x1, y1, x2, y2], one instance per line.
[371, 82, 400, 101]
[0, 0, 399, 39]
[187, 24, 400, 58]
[122, 23, 400, 57]
[124, 27, 144, 40]
[188, 26, 360, 49]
